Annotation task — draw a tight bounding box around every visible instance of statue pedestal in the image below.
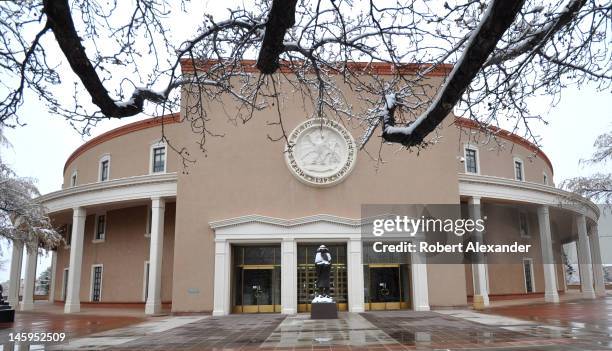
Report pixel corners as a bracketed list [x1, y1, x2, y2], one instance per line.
[311, 302, 338, 319]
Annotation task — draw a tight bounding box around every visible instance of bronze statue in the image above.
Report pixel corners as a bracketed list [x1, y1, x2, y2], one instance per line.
[314, 245, 332, 300]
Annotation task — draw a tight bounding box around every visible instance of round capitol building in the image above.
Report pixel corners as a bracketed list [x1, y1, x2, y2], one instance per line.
[31, 61, 603, 316]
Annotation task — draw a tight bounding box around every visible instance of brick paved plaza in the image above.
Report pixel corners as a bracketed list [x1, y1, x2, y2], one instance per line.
[0, 297, 610, 350]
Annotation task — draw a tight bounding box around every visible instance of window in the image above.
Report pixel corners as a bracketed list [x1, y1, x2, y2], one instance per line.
[70, 170, 77, 187]
[94, 214, 106, 242]
[90, 265, 103, 302]
[519, 211, 530, 238]
[145, 205, 152, 237]
[513, 158, 524, 181]
[143, 261, 150, 302]
[543, 172, 548, 185]
[523, 258, 535, 293]
[150, 142, 167, 174]
[99, 155, 110, 181]
[464, 147, 478, 174]
[64, 224, 72, 248]
[62, 268, 69, 301]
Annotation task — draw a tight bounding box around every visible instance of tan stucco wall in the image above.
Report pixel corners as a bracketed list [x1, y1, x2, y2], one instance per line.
[62, 124, 181, 188]
[172, 75, 467, 312]
[456, 130, 554, 185]
[463, 203, 569, 296]
[53, 203, 175, 303]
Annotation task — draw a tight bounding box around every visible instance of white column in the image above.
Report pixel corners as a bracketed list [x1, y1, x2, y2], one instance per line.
[576, 214, 595, 299]
[281, 238, 297, 314]
[20, 248, 37, 311]
[411, 247, 430, 311]
[65, 207, 87, 313]
[589, 226, 606, 297]
[7, 240, 23, 308]
[145, 197, 165, 315]
[537, 206, 559, 303]
[347, 238, 365, 313]
[212, 239, 231, 316]
[48, 251, 57, 302]
[468, 197, 489, 307]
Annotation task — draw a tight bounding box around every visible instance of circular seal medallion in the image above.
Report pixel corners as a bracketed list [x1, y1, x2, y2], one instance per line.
[285, 119, 357, 187]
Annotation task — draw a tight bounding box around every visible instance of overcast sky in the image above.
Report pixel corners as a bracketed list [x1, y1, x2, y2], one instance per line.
[0, 0, 610, 283]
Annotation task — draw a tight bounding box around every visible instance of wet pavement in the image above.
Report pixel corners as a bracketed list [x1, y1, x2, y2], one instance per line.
[0, 297, 611, 350]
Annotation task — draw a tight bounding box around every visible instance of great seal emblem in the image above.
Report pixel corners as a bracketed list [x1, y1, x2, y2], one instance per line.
[285, 119, 357, 187]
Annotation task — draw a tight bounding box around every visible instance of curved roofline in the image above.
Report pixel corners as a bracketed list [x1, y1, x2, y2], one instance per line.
[454, 117, 554, 176]
[63, 113, 180, 174]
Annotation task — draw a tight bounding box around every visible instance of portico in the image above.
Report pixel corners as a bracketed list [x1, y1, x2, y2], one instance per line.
[33, 173, 177, 314]
[209, 214, 432, 316]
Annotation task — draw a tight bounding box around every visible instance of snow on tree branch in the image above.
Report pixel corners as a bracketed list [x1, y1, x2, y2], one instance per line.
[563, 129, 612, 206]
[0, 0, 609, 160]
[0, 129, 62, 251]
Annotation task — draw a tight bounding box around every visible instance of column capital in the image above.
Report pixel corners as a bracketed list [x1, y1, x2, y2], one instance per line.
[537, 205, 550, 215]
[72, 207, 87, 217]
[151, 197, 166, 209]
[468, 196, 481, 205]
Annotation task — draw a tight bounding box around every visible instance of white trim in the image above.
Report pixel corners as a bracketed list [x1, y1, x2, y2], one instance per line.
[149, 141, 167, 174]
[518, 210, 530, 238]
[61, 268, 69, 301]
[513, 156, 525, 182]
[210, 214, 362, 230]
[93, 213, 107, 243]
[142, 261, 150, 302]
[70, 169, 78, 187]
[522, 258, 535, 293]
[38, 173, 177, 214]
[98, 154, 111, 182]
[89, 264, 104, 302]
[458, 173, 599, 221]
[463, 143, 480, 175]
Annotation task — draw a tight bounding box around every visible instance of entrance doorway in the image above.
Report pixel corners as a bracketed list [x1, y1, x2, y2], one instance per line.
[297, 244, 348, 312]
[232, 245, 281, 313]
[364, 264, 410, 310]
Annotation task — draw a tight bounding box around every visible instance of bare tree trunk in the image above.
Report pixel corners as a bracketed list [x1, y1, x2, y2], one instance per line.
[382, 0, 526, 146]
[43, 0, 164, 117]
[256, 0, 299, 74]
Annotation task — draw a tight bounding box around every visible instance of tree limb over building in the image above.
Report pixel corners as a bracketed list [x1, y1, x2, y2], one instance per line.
[0, 0, 609, 156]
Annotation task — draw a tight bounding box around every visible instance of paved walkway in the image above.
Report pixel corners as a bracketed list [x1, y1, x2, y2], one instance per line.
[1, 297, 611, 350]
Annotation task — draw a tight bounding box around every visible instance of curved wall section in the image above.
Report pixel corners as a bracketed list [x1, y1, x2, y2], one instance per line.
[62, 114, 180, 188]
[455, 118, 554, 185]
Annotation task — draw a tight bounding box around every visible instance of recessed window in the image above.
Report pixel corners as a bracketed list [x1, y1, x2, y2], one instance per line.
[64, 224, 72, 248]
[543, 172, 548, 185]
[519, 211, 530, 238]
[145, 205, 152, 237]
[70, 170, 78, 187]
[94, 214, 106, 242]
[150, 142, 167, 174]
[99, 155, 111, 182]
[90, 264, 103, 302]
[514, 158, 524, 181]
[523, 258, 535, 293]
[464, 147, 478, 174]
[62, 268, 69, 301]
[143, 261, 150, 302]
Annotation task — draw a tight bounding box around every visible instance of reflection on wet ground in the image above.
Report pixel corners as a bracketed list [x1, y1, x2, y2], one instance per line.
[0, 297, 611, 350]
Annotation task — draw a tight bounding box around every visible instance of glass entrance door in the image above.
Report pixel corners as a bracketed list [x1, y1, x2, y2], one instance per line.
[365, 264, 410, 310]
[232, 245, 281, 313]
[240, 267, 277, 313]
